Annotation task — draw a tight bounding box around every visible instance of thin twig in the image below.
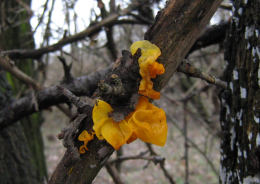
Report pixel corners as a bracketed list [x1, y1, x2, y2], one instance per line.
[105, 164, 125, 184]
[56, 104, 73, 118]
[110, 155, 165, 167]
[167, 115, 218, 176]
[41, 0, 55, 47]
[57, 85, 89, 111]
[98, 0, 118, 61]
[1, 3, 141, 59]
[145, 144, 176, 184]
[115, 148, 123, 172]
[183, 102, 189, 184]
[33, 0, 50, 33]
[178, 60, 227, 89]
[0, 55, 73, 118]
[161, 94, 220, 138]
[0, 55, 41, 90]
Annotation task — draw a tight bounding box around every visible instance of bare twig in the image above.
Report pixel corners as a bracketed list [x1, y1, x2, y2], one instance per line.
[1, 3, 140, 59]
[145, 144, 176, 184]
[178, 60, 227, 89]
[109, 151, 158, 164]
[57, 56, 73, 83]
[41, 0, 55, 47]
[183, 102, 189, 184]
[57, 86, 90, 112]
[105, 164, 125, 184]
[98, 0, 118, 60]
[167, 115, 218, 176]
[115, 148, 123, 172]
[56, 104, 73, 118]
[0, 55, 41, 90]
[0, 55, 73, 118]
[33, 0, 50, 33]
[180, 85, 210, 102]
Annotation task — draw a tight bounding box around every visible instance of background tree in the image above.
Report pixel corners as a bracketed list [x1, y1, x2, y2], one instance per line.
[219, 0, 260, 183]
[0, 0, 47, 183]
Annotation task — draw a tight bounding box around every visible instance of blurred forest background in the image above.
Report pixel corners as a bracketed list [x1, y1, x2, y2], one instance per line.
[0, 0, 259, 184]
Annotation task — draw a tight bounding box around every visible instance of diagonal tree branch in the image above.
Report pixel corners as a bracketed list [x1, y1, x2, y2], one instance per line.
[177, 60, 227, 88]
[0, 55, 41, 90]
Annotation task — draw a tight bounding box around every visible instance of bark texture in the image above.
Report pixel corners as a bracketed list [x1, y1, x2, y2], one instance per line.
[219, 0, 260, 183]
[0, 0, 47, 183]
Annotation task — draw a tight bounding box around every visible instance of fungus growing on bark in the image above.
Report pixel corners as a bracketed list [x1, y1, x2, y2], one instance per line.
[91, 96, 167, 150]
[130, 40, 165, 99]
[92, 99, 133, 150]
[78, 130, 94, 154]
[78, 40, 167, 153]
[128, 96, 167, 146]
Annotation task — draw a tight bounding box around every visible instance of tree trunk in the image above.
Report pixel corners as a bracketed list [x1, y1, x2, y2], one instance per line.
[0, 0, 47, 183]
[219, 0, 260, 183]
[0, 84, 41, 184]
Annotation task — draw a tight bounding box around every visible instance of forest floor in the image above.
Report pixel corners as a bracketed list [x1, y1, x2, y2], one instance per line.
[41, 51, 221, 184]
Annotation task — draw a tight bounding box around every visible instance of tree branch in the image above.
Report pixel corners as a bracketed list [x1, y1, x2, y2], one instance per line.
[188, 21, 229, 55]
[0, 55, 41, 90]
[167, 115, 218, 176]
[0, 67, 111, 129]
[105, 164, 125, 184]
[145, 144, 176, 184]
[177, 60, 227, 88]
[0, 2, 141, 60]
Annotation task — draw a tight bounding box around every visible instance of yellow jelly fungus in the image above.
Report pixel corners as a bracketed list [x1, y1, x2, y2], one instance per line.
[78, 130, 94, 154]
[92, 100, 133, 150]
[128, 96, 167, 146]
[130, 40, 165, 99]
[92, 97, 167, 150]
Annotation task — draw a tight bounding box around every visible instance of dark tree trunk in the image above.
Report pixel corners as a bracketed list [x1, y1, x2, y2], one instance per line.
[219, 0, 260, 183]
[0, 0, 47, 183]
[0, 89, 41, 184]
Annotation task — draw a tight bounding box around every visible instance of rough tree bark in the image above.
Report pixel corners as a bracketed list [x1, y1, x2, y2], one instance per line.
[48, 0, 222, 184]
[219, 0, 260, 183]
[0, 0, 47, 183]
